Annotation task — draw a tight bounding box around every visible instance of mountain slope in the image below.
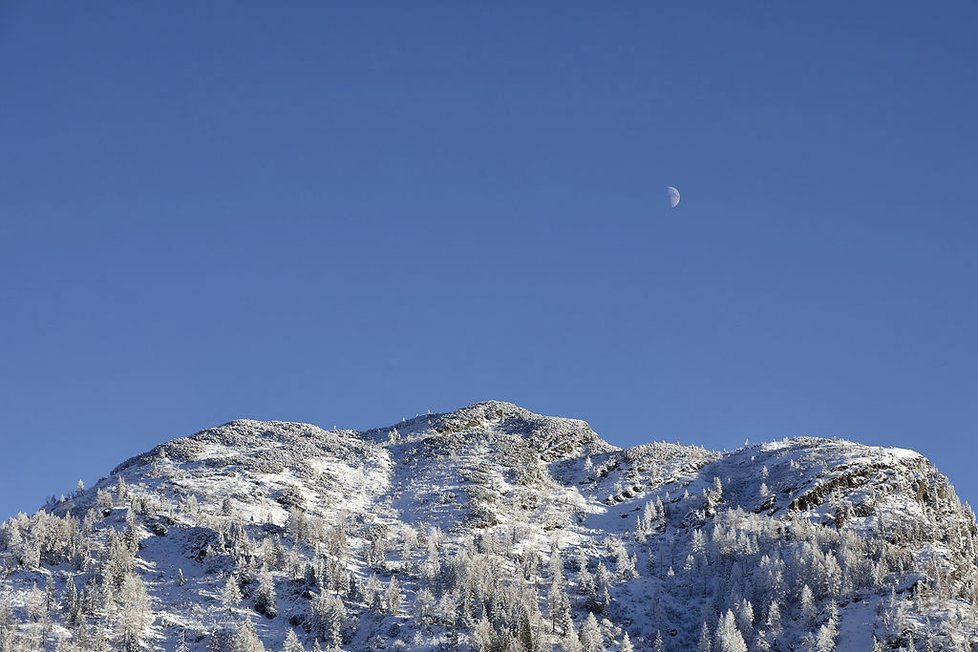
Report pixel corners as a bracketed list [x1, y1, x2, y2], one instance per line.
[1, 401, 975, 651]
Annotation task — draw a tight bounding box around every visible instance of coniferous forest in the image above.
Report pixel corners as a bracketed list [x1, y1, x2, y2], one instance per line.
[2, 402, 977, 651]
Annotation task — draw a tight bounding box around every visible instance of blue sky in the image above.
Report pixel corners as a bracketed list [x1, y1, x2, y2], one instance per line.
[1, 2, 976, 519]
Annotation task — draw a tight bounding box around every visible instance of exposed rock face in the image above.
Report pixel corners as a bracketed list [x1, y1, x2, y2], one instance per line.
[1, 402, 976, 651]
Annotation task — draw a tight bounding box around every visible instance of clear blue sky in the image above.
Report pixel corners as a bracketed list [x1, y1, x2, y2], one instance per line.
[1, 2, 976, 520]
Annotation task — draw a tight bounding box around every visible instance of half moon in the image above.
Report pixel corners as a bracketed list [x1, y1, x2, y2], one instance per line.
[667, 186, 681, 208]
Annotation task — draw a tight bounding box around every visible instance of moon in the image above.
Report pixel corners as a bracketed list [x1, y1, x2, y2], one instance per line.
[667, 186, 681, 208]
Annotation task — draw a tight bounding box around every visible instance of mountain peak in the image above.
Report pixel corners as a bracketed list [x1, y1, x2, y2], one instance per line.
[361, 400, 614, 461]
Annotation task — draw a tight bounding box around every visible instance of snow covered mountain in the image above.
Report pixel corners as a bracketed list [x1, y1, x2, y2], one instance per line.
[1, 401, 976, 651]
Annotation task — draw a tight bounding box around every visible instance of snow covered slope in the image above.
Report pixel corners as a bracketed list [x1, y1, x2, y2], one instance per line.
[1, 401, 976, 651]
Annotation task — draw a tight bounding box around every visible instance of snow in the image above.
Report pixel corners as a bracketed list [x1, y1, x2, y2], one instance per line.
[0, 403, 975, 651]
[836, 597, 879, 651]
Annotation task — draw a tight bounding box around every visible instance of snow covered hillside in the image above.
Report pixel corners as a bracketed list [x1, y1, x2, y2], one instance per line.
[1, 401, 976, 651]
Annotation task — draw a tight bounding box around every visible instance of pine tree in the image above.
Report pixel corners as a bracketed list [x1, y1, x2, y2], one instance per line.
[325, 595, 346, 650]
[207, 626, 223, 652]
[800, 584, 816, 626]
[698, 622, 712, 652]
[563, 621, 583, 652]
[436, 591, 459, 626]
[44, 573, 55, 612]
[62, 576, 81, 627]
[578, 566, 596, 599]
[814, 622, 836, 652]
[254, 568, 277, 618]
[385, 575, 402, 615]
[615, 546, 638, 580]
[734, 598, 754, 640]
[175, 628, 190, 652]
[283, 630, 305, 652]
[635, 514, 648, 543]
[548, 577, 572, 634]
[80, 574, 99, 617]
[102, 531, 135, 590]
[283, 629, 305, 652]
[715, 610, 747, 652]
[652, 631, 665, 652]
[92, 627, 111, 652]
[421, 546, 441, 585]
[550, 545, 564, 579]
[414, 587, 436, 624]
[185, 494, 200, 515]
[114, 573, 151, 652]
[473, 615, 494, 652]
[222, 574, 243, 612]
[765, 601, 782, 640]
[234, 617, 266, 652]
[0, 602, 15, 649]
[814, 600, 838, 652]
[364, 574, 381, 609]
[620, 632, 634, 652]
[115, 475, 129, 503]
[309, 590, 345, 648]
[579, 612, 605, 652]
[517, 607, 535, 651]
[594, 562, 613, 608]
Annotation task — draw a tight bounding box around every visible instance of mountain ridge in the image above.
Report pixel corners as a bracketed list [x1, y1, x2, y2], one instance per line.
[1, 402, 975, 651]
